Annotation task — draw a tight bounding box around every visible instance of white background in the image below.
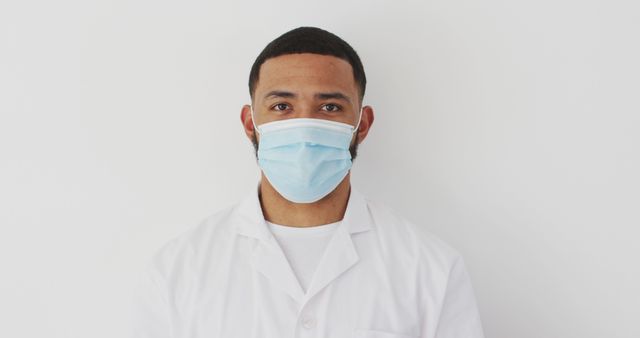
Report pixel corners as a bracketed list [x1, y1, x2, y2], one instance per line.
[1, 0, 638, 337]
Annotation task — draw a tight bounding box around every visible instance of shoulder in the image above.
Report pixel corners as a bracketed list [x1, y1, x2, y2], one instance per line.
[363, 195, 463, 271]
[144, 202, 238, 279]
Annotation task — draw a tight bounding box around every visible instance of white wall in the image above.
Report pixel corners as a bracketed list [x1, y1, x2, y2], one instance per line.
[1, 0, 638, 337]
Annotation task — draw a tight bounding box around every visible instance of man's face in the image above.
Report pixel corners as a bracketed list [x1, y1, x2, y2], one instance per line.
[249, 53, 362, 159]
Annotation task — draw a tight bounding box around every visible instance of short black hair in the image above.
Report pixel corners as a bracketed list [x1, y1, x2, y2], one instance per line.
[248, 26, 366, 105]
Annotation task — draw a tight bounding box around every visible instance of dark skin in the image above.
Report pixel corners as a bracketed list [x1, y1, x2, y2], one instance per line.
[240, 53, 375, 228]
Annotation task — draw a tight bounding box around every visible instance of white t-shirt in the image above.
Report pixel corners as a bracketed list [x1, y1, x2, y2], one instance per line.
[266, 220, 341, 293]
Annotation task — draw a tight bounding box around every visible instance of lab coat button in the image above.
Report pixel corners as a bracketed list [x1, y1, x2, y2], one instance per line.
[301, 316, 316, 329]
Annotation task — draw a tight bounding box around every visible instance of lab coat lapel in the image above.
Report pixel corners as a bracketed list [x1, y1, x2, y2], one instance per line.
[251, 237, 306, 303]
[233, 184, 306, 303]
[302, 187, 372, 303]
[232, 184, 372, 305]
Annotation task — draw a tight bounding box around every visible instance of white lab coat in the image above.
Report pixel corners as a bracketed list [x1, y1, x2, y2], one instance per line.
[131, 185, 485, 338]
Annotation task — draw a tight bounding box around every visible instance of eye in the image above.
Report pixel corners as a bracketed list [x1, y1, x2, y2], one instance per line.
[272, 103, 290, 111]
[321, 103, 342, 112]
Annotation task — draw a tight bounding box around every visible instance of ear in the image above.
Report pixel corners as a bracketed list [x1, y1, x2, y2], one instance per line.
[355, 105, 375, 144]
[240, 104, 257, 141]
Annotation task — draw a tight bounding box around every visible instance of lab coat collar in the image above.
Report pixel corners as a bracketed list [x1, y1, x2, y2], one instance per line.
[231, 181, 372, 304]
[233, 182, 372, 242]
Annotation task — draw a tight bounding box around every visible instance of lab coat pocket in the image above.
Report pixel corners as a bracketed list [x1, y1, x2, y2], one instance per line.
[353, 328, 418, 338]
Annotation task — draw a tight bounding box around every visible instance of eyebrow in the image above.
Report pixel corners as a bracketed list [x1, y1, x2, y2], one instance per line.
[263, 90, 352, 104]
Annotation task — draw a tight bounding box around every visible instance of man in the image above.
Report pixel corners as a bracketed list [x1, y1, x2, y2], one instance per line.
[131, 26, 485, 338]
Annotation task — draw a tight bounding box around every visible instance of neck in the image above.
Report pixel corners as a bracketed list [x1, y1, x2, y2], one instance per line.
[258, 173, 351, 227]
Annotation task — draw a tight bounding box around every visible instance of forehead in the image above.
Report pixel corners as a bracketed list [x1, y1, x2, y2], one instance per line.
[256, 53, 357, 97]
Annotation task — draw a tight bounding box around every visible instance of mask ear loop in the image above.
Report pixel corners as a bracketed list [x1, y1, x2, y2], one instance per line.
[249, 105, 260, 135]
[352, 106, 364, 135]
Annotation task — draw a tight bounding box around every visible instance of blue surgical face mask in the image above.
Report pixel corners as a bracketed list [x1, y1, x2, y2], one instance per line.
[250, 106, 363, 204]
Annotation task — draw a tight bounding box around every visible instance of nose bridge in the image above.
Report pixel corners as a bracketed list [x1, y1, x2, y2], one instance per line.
[296, 98, 314, 119]
[298, 108, 313, 118]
